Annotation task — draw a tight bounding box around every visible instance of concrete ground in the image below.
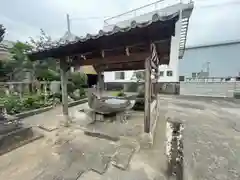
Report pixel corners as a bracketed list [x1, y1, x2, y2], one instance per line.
[0, 95, 240, 180]
[159, 95, 240, 180]
[0, 102, 167, 180]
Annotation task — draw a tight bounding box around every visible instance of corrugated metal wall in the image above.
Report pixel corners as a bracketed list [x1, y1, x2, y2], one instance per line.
[180, 43, 240, 77]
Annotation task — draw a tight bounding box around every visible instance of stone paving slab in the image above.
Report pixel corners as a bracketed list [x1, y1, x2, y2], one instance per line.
[90, 154, 111, 174]
[112, 144, 136, 170]
[81, 111, 144, 141]
[0, 101, 169, 180]
[104, 167, 151, 180]
[38, 125, 58, 132]
[84, 130, 120, 141]
[57, 161, 86, 180]
[0, 127, 43, 156]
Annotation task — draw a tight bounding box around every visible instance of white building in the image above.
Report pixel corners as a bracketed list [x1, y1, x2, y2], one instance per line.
[0, 40, 14, 60]
[103, 0, 193, 83]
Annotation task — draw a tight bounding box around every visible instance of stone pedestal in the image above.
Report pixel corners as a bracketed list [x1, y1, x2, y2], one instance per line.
[0, 104, 43, 156]
[0, 105, 21, 134]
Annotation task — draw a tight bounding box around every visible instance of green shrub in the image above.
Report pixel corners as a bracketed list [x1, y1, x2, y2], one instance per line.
[0, 96, 24, 114]
[67, 81, 76, 94]
[111, 91, 126, 97]
[69, 72, 87, 88]
[67, 72, 87, 98]
[117, 91, 126, 97]
[0, 94, 54, 115]
[36, 69, 60, 81]
[125, 83, 138, 92]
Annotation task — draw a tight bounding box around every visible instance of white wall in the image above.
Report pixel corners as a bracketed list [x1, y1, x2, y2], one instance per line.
[104, 19, 181, 83]
[104, 71, 135, 82]
[159, 18, 181, 82]
[103, 2, 187, 83]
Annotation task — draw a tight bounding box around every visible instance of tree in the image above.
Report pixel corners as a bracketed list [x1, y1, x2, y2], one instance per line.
[0, 24, 5, 42]
[0, 29, 59, 81]
[28, 29, 57, 50]
[0, 60, 18, 81]
[0, 41, 33, 81]
[28, 29, 59, 72]
[10, 42, 34, 80]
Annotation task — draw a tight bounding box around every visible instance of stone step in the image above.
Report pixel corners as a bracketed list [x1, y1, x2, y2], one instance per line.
[112, 144, 136, 170]
[0, 127, 43, 156]
[84, 130, 120, 142]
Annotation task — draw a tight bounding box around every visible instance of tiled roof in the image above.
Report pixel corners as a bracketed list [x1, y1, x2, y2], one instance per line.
[59, 31, 79, 43]
[28, 12, 180, 55]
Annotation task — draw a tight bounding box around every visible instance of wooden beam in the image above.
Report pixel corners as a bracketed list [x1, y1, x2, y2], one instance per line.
[74, 52, 150, 66]
[96, 61, 145, 71]
[97, 71, 104, 96]
[95, 55, 169, 72]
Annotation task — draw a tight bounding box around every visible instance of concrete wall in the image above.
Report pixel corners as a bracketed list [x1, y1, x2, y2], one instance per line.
[180, 82, 240, 97]
[105, 82, 180, 95]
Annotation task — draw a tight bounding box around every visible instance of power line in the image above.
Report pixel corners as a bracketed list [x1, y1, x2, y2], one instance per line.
[195, 0, 240, 9]
[71, 16, 110, 21]
[69, 1, 240, 22]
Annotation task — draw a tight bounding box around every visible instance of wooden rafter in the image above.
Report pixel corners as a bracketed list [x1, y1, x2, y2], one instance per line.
[71, 39, 171, 71]
[73, 52, 149, 66]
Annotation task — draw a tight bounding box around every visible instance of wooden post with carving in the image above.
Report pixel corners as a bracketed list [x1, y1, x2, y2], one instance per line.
[97, 71, 103, 97]
[60, 57, 70, 125]
[144, 57, 151, 133]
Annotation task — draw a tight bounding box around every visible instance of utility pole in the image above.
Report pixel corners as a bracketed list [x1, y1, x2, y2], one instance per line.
[67, 14, 71, 33]
[206, 61, 210, 77]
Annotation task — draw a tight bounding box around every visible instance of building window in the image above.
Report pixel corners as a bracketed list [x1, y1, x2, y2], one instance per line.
[179, 76, 185, 81]
[115, 71, 125, 80]
[159, 71, 164, 77]
[192, 72, 197, 78]
[167, 70, 173, 77]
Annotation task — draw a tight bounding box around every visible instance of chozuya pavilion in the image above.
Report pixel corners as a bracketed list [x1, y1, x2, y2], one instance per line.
[27, 2, 193, 134]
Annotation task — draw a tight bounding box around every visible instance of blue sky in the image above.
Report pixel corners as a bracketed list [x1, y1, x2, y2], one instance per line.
[0, 0, 240, 46]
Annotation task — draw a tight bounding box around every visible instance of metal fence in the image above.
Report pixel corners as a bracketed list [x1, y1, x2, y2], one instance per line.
[180, 77, 240, 97]
[104, 0, 192, 26]
[0, 81, 61, 99]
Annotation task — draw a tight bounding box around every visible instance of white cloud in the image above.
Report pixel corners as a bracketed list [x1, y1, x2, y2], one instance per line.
[0, 0, 240, 46]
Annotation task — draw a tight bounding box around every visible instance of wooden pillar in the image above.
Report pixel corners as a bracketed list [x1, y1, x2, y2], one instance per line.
[97, 71, 104, 96]
[154, 68, 159, 98]
[97, 72, 101, 92]
[18, 83, 23, 99]
[144, 57, 151, 133]
[100, 74, 104, 90]
[44, 83, 48, 103]
[60, 57, 70, 124]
